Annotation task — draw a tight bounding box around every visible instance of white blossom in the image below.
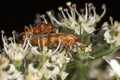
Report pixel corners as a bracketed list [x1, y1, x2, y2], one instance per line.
[104, 30, 115, 43]
[103, 56, 120, 77]
[26, 73, 41, 80]
[0, 55, 10, 70]
[84, 44, 92, 52]
[102, 17, 120, 46]
[54, 51, 71, 68]
[46, 2, 106, 35]
[109, 60, 120, 77]
[0, 64, 23, 80]
[1, 30, 30, 61]
[59, 72, 69, 80]
[26, 63, 42, 80]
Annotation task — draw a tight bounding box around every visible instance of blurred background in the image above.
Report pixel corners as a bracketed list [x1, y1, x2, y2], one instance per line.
[0, 0, 119, 44]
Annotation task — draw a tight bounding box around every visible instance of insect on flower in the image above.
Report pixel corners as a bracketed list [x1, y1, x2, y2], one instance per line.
[22, 23, 84, 51]
[29, 33, 84, 51]
[22, 23, 58, 41]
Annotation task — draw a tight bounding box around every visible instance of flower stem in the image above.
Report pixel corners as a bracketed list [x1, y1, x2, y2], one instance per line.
[94, 46, 116, 60]
[91, 42, 108, 56]
[79, 62, 88, 80]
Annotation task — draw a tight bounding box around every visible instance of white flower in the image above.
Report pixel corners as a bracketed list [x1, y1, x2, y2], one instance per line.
[7, 71, 23, 80]
[103, 56, 120, 77]
[113, 33, 120, 46]
[84, 44, 92, 52]
[0, 70, 8, 80]
[0, 55, 10, 70]
[108, 59, 120, 77]
[7, 64, 16, 74]
[26, 63, 42, 80]
[46, 2, 106, 35]
[28, 63, 39, 74]
[39, 64, 57, 80]
[59, 72, 69, 80]
[103, 17, 120, 46]
[104, 30, 115, 43]
[0, 64, 23, 80]
[38, 45, 70, 80]
[7, 64, 23, 80]
[25, 38, 70, 80]
[26, 73, 41, 80]
[30, 46, 40, 55]
[39, 55, 68, 80]
[36, 45, 70, 80]
[1, 30, 30, 61]
[55, 51, 71, 68]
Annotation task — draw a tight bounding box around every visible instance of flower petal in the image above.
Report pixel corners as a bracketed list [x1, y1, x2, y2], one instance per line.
[109, 59, 120, 77]
[104, 30, 115, 43]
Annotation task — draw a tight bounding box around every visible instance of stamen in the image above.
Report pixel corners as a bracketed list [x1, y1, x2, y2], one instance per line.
[91, 6, 96, 18]
[34, 14, 41, 24]
[88, 3, 93, 14]
[88, 3, 93, 7]
[24, 25, 30, 31]
[58, 7, 67, 20]
[64, 8, 77, 26]
[42, 37, 46, 50]
[8, 37, 13, 43]
[100, 4, 106, 19]
[84, 3, 88, 22]
[72, 4, 80, 16]
[64, 8, 72, 20]
[8, 37, 17, 50]
[1, 30, 5, 42]
[80, 8, 85, 16]
[40, 14, 48, 24]
[66, 1, 76, 19]
[23, 40, 29, 52]
[46, 11, 54, 24]
[24, 32, 33, 52]
[72, 4, 84, 22]
[1, 30, 8, 52]
[53, 38, 62, 54]
[109, 16, 113, 26]
[87, 5, 96, 25]
[87, 17, 96, 26]
[38, 37, 41, 51]
[27, 39, 32, 48]
[66, 1, 71, 7]
[22, 32, 31, 52]
[46, 11, 61, 25]
[12, 30, 16, 43]
[57, 45, 63, 53]
[22, 32, 28, 49]
[70, 7, 76, 20]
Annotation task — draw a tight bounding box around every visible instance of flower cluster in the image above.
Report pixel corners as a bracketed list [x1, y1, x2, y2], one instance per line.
[0, 30, 71, 80]
[102, 17, 120, 47]
[1, 1, 120, 80]
[35, 2, 106, 35]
